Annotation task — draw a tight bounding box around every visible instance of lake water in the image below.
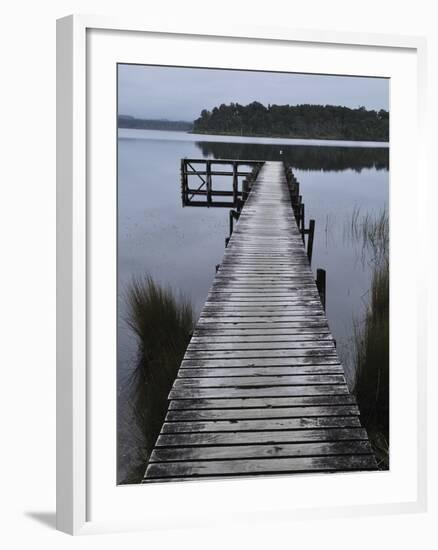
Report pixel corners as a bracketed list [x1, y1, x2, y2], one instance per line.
[117, 128, 389, 482]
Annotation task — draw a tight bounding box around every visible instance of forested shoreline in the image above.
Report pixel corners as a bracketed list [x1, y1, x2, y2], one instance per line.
[193, 102, 389, 141]
[118, 115, 193, 132]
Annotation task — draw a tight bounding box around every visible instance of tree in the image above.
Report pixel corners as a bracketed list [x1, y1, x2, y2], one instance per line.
[192, 102, 389, 141]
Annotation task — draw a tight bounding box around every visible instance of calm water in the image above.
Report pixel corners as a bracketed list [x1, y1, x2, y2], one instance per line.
[117, 128, 389, 482]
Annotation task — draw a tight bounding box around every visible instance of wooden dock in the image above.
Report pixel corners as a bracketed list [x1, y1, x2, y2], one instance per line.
[143, 161, 376, 482]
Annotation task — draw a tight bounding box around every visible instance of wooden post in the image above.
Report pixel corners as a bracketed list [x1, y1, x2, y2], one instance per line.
[307, 219, 315, 263]
[181, 158, 187, 206]
[229, 210, 239, 237]
[242, 179, 247, 201]
[206, 160, 212, 206]
[300, 203, 305, 243]
[316, 268, 326, 310]
[293, 195, 300, 224]
[232, 162, 238, 207]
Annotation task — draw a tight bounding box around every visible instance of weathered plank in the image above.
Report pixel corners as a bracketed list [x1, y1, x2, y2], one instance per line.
[178, 366, 344, 377]
[187, 343, 335, 352]
[155, 427, 369, 447]
[201, 303, 324, 312]
[198, 317, 328, 325]
[145, 455, 376, 478]
[168, 385, 350, 399]
[205, 299, 322, 305]
[165, 405, 359, 421]
[202, 305, 325, 312]
[192, 329, 332, 338]
[194, 322, 330, 330]
[190, 334, 333, 343]
[168, 394, 358, 409]
[183, 349, 337, 359]
[161, 416, 361, 434]
[173, 374, 345, 388]
[150, 440, 372, 462]
[181, 358, 341, 368]
[203, 303, 325, 310]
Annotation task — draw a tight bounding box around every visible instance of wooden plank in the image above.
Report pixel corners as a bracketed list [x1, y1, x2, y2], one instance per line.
[204, 302, 322, 307]
[201, 312, 326, 318]
[221, 261, 309, 267]
[203, 298, 324, 306]
[218, 270, 311, 274]
[192, 328, 332, 337]
[150, 440, 372, 462]
[183, 350, 337, 359]
[201, 304, 325, 308]
[203, 301, 324, 308]
[190, 334, 333, 343]
[206, 295, 321, 301]
[211, 283, 317, 289]
[204, 297, 322, 303]
[199, 315, 326, 323]
[187, 341, 335, 351]
[161, 416, 361, 434]
[207, 292, 321, 298]
[214, 274, 316, 280]
[173, 374, 345, 388]
[145, 455, 376, 478]
[194, 322, 330, 330]
[169, 394, 357, 410]
[155, 427, 368, 447]
[214, 274, 315, 280]
[168, 385, 349, 399]
[181, 359, 341, 368]
[165, 405, 359, 421]
[178, 366, 344, 377]
[198, 313, 326, 320]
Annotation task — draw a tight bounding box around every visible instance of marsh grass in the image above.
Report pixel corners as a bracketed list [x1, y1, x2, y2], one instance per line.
[348, 208, 389, 469]
[123, 276, 195, 483]
[346, 206, 388, 268]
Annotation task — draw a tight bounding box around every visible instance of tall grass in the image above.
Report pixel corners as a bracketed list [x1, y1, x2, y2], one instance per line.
[122, 276, 194, 483]
[350, 209, 389, 469]
[347, 206, 388, 267]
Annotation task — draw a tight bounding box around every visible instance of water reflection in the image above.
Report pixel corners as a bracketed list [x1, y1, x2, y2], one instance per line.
[195, 141, 389, 172]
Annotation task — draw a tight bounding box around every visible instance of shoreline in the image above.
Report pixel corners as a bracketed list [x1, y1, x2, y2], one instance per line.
[118, 127, 389, 148]
[189, 130, 388, 143]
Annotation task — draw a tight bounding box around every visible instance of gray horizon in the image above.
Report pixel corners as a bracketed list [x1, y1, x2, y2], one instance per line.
[118, 64, 389, 122]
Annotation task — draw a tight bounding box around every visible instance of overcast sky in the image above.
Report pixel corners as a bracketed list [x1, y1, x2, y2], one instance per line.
[118, 64, 389, 121]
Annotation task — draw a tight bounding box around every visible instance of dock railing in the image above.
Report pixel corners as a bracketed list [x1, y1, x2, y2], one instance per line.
[181, 158, 264, 208]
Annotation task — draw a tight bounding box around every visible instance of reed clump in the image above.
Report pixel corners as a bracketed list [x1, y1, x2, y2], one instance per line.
[348, 206, 388, 266]
[123, 276, 194, 483]
[350, 208, 389, 469]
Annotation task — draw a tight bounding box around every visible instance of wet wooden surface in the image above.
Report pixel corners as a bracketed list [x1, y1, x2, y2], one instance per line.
[143, 161, 376, 482]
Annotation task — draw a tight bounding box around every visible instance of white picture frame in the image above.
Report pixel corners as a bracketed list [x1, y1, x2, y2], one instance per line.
[56, 14, 428, 535]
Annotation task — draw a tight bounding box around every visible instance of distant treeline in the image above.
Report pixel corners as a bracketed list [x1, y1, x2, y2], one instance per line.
[118, 115, 193, 132]
[195, 141, 389, 173]
[193, 102, 389, 142]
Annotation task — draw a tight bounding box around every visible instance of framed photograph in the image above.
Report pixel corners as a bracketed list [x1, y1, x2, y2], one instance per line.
[57, 15, 427, 535]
